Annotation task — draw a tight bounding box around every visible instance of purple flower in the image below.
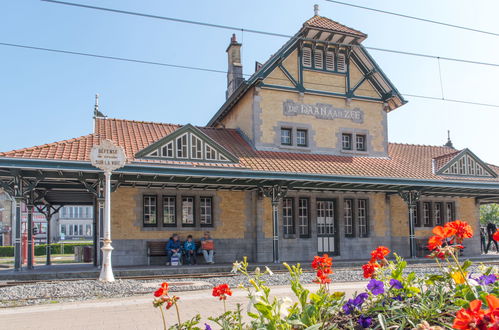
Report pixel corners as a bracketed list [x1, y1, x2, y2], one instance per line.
[389, 279, 403, 289]
[204, 324, 212, 330]
[342, 299, 355, 314]
[367, 279, 385, 295]
[478, 274, 497, 286]
[353, 292, 369, 307]
[358, 315, 373, 328]
[391, 295, 403, 301]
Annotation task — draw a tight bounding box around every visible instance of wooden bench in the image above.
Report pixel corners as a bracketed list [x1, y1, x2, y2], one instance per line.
[146, 240, 206, 265]
[147, 241, 168, 266]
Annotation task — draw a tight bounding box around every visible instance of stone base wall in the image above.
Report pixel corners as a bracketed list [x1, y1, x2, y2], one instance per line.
[112, 238, 256, 266]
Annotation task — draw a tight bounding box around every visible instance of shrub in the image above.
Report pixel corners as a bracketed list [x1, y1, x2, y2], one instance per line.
[0, 243, 91, 257]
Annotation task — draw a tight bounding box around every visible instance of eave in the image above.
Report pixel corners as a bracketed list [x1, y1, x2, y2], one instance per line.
[1, 158, 499, 200]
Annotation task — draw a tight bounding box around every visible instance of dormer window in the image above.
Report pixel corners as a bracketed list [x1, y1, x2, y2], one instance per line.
[280, 128, 292, 145]
[138, 124, 237, 163]
[442, 154, 495, 177]
[161, 141, 174, 158]
[190, 134, 203, 159]
[205, 144, 217, 160]
[176, 134, 188, 158]
[302, 47, 312, 67]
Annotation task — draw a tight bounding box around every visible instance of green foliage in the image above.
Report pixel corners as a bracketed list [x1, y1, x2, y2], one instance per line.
[480, 203, 499, 225]
[153, 247, 499, 329]
[0, 243, 90, 257]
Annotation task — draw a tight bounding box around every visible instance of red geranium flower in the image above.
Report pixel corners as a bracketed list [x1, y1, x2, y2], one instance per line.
[453, 295, 499, 330]
[445, 220, 473, 243]
[362, 261, 380, 279]
[428, 235, 444, 251]
[370, 246, 390, 261]
[312, 254, 333, 285]
[493, 230, 499, 242]
[212, 284, 232, 300]
[154, 282, 169, 297]
[312, 254, 333, 270]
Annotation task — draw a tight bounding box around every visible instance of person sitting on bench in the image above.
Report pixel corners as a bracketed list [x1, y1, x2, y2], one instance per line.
[201, 231, 215, 264]
[166, 233, 182, 265]
[184, 235, 197, 265]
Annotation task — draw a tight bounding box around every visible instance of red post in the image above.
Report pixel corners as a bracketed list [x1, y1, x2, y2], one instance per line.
[22, 232, 27, 265]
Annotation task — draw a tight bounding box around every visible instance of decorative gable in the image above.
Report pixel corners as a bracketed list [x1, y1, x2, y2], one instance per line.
[135, 124, 237, 163]
[436, 149, 497, 178]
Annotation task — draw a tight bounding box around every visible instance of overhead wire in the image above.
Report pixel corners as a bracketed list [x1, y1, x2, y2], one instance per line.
[324, 0, 499, 38]
[40, 0, 499, 69]
[2, 40, 499, 109]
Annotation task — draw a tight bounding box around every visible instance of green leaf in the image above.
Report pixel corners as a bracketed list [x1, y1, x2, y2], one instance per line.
[247, 312, 259, 319]
[378, 313, 387, 330]
[462, 260, 472, 271]
[309, 293, 321, 303]
[304, 325, 322, 330]
[330, 291, 345, 299]
[254, 302, 272, 319]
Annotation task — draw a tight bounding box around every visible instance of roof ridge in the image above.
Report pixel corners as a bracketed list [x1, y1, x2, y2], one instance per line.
[433, 150, 462, 160]
[389, 142, 457, 149]
[0, 133, 96, 155]
[303, 15, 367, 37]
[97, 117, 182, 127]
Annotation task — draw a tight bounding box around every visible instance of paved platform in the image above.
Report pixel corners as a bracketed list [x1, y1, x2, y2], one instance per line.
[1, 254, 497, 282]
[0, 282, 366, 330]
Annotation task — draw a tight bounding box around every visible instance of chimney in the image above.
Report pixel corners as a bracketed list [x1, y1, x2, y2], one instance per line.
[226, 34, 243, 99]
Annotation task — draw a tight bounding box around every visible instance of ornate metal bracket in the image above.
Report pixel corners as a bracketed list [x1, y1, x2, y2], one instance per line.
[258, 185, 288, 206]
[398, 190, 421, 207]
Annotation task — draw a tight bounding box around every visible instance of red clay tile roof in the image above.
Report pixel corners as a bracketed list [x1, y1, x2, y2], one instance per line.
[433, 150, 461, 172]
[1, 118, 497, 182]
[303, 16, 367, 38]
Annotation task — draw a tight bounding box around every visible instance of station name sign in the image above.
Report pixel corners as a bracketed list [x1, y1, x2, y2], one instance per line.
[283, 100, 363, 123]
[90, 139, 126, 172]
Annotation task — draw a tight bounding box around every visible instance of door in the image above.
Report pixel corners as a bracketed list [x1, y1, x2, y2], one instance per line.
[316, 199, 338, 255]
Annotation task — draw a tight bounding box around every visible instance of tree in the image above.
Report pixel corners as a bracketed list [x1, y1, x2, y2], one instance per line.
[480, 203, 499, 226]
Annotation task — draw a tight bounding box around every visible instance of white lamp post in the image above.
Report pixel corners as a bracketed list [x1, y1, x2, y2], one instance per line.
[90, 139, 126, 282]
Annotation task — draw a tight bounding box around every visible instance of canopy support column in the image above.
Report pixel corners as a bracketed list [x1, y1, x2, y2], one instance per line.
[259, 185, 287, 263]
[35, 203, 62, 266]
[26, 194, 34, 269]
[399, 190, 421, 259]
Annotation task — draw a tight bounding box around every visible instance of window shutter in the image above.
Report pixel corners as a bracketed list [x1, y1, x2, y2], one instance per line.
[326, 51, 335, 71]
[314, 49, 323, 69]
[302, 48, 312, 67]
[337, 54, 346, 72]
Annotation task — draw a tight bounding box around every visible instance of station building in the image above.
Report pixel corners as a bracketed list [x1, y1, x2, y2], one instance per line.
[1, 10, 499, 268]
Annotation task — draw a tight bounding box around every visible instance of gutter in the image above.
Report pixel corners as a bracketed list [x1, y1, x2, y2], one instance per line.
[1, 157, 499, 191]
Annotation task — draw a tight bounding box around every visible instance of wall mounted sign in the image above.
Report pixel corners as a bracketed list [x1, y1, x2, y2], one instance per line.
[283, 100, 363, 123]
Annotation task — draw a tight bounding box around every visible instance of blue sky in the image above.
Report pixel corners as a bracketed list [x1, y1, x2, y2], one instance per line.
[1, 0, 499, 164]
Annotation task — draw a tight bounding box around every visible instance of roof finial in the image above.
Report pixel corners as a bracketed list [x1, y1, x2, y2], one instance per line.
[444, 130, 454, 148]
[314, 4, 319, 16]
[93, 93, 106, 119]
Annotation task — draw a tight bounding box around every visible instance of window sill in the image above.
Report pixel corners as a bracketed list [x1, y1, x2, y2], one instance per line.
[279, 145, 312, 152]
[341, 149, 368, 155]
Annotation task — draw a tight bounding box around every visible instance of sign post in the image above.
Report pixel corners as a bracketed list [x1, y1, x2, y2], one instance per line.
[90, 139, 126, 282]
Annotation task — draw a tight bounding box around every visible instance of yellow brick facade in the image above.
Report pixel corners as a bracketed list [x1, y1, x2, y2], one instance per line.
[389, 195, 479, 239]
[372, 193, 388, 237]
[219, 90, 254, 140]
[257, 89, 385, 152]
[111, 187, 249, 241]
